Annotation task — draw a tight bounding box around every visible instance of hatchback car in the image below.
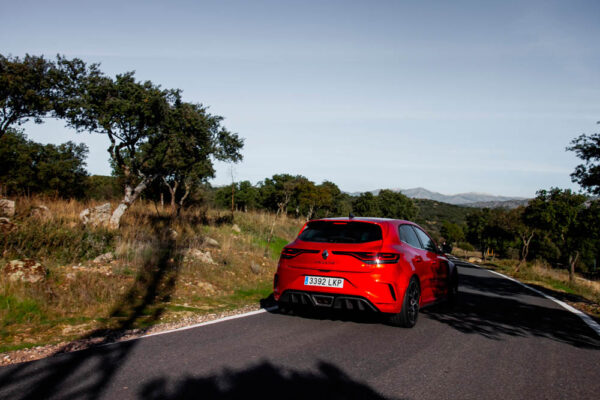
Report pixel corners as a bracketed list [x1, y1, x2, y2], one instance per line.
[273, 217, 458, 327]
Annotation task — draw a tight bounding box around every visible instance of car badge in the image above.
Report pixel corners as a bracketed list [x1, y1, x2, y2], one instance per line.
[322, 250, 329, 260]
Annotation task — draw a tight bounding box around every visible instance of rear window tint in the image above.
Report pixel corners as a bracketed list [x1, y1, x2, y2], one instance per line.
[398, 225, 421, 248]
[298, 221, 383, 243]
[414, 226, 438, 253]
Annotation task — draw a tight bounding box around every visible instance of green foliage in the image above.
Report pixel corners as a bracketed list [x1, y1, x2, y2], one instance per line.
[567, 123, 600, 195]
[351, 190, 416, 220]
[465, 208, 516, 258]
[0, 295, 44, 327]
[86, 175, 121, 200]
[376, 189, 417, 219]
[155, 101, 244, 211]
[457, 241, 475, 251]
[0, 129, 89, 197]
[215, 181, 258, 211]
[524, 188, 588, 267]
[0, 54, 97, 138]
[351, 192, 379, 216]
[257, 174, 298, 213]
[256, 236, 289, 260]
[440, 221, 464, 244]
[0, 54, 57, 137]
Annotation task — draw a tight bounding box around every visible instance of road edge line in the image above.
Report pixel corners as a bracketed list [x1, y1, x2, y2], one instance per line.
[95, 306, 279, 349]
[471, 264, 600, 337]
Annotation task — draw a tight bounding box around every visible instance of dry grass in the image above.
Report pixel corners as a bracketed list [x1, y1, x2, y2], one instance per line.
[480, 258, 600, 319]
[0, 196, 304, 352]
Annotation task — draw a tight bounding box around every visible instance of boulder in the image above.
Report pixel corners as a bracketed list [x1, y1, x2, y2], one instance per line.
[80, 203, 112, 227]
[468, 257, 483, 264]
[202, 237, 220, 248]
[29, 205, 51, 219]
[0, 199, 15, 218]
[250, 261, 261, 275]
[3, 259, 47, 283]
[184, 249, 216, 264]
[93, 252, 114, 264]
[232, 224, 241, 234]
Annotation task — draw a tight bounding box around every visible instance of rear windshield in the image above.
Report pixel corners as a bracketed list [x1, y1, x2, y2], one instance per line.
[298, 221, 383, 243]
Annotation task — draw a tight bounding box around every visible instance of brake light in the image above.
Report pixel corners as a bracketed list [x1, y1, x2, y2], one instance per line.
[332, 251, 400, 264]
[280, 248, 319, 259]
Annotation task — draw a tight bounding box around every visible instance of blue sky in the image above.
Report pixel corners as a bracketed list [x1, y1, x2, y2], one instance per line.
[2, 0, 599, 197]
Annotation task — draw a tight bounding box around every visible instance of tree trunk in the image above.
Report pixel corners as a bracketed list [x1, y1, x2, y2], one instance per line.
[515, 232, 534, 273]
[306, 205, 314, 221]
[109, 177, 154, 229]
[568, 251, 579, 284]
[162, 177, 178, 214]
[231, 184, 235, 217]
[177, 181, 191, 216]
[265, 208, 281, 256]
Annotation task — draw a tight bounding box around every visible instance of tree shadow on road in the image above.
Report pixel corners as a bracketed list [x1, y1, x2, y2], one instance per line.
[139, 360, 397, 400]
[423, 267, 600, 349]
[0, 216, 183, 400]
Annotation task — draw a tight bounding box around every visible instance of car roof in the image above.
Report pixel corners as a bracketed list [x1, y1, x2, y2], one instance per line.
[310, 217, 414, 225]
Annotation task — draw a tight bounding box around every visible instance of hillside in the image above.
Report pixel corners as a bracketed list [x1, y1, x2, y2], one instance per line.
[348, 187, 526, 205]
[463, 199, 530, 209]
[0, 198, 304, 354]
[413, 199, 474, 238]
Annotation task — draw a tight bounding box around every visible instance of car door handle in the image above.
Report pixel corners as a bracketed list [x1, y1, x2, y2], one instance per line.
[415, 256, 423, 263]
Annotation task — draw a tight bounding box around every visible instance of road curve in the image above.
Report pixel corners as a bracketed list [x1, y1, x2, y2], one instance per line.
[1, 263, 599, 400]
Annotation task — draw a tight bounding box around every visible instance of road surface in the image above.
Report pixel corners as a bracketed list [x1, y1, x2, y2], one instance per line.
[1, 262, 599, 399]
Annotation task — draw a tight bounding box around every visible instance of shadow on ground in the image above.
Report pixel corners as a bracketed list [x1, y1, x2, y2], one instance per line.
[423, 266, 600, 349]
[0, 216, 184, 399]
[139, 360, 394, 400]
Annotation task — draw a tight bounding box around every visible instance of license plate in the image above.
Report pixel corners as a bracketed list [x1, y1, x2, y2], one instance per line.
[304, 276, 344, 288]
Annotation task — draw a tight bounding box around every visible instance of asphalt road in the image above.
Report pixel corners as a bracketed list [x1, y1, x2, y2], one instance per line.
[1, 263, 599, 400]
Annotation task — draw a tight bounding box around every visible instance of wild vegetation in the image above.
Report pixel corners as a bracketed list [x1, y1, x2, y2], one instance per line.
[0, 198, 303, 353]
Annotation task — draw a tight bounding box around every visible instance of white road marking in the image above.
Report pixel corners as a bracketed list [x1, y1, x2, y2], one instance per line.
[140, 306, 278, 339]
[465, 263, 600, 337]
[97, 306, 279, 348]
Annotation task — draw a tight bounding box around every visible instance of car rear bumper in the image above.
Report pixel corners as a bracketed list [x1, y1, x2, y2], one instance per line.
[273, 264, 407, 313]
[278, 290, 379, 312]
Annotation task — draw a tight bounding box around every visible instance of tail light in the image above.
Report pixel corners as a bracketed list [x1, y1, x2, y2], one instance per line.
[332, 251, 400, 265]
[280, 248, 319, 259]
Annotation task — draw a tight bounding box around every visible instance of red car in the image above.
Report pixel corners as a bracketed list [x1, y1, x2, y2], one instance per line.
[273, 217, 458, 327]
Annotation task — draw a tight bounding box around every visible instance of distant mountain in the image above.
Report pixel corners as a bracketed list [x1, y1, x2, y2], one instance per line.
[347, 187, 527, 206]
[463, 199, 531, 209]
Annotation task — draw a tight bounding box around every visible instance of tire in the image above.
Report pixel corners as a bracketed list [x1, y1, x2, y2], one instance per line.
[388, 278, 420, 328]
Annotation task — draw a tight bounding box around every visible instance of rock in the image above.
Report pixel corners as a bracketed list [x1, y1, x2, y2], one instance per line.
[93, 252, 114, 264]
[202, 237, 220, 248]
[250, 261, 261, 275]
[0, 199, 15, 218]
[3, 260, 47, 283]
[29, 205, 51, 219]
[79, 203, 111, 227]
[197, 281, 217, 295]
[0, 217, 16, 233]
[168, 229, 178, 240]
[232, 224, 241, 233]
[468, 257, 483, 264]
[185, 249, 216, 264]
